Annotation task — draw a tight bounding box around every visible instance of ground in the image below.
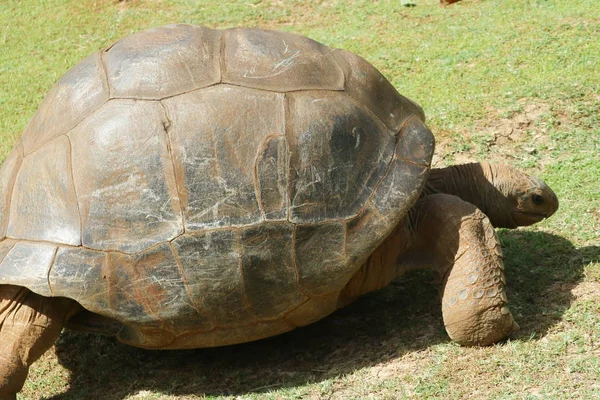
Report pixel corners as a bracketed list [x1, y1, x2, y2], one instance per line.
[0, 0, 598, 399]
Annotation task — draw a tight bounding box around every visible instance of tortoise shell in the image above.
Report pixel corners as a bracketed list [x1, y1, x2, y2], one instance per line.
[0, 24, 434, 349]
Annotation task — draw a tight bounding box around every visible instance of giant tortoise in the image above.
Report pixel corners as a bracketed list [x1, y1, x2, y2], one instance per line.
[0, 24, 558, 398]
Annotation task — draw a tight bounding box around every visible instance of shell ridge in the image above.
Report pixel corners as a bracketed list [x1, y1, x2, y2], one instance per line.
[359, 114, 421, 218]
[1, 141, 24, 239]
[360, 161, 398, 219]
[159, 101, 187, 231]
[253, 137, 267, 220]
[254, 133, 288, 221]
[282, 297, 312, 327]
[397, 155, 430, 168]
[97, 51, 112, 100]
[46, 246, 59, 296]
[0, 242, 57, 297]
[168, 241, 216, 328]
[63, 134, 83, 246]
[105, 252, 117, 315]
[338, 99, 397, 214]
[283, 93, 293, 221]
[236, 230, 258, 321]
[219, 29, 227, 84]
[21, 52, 110, 155]
[330, 48, 348, 91]
[0, 241, 16, 266]
[342, 89, 398, 140]
[290, 224, 309, 297]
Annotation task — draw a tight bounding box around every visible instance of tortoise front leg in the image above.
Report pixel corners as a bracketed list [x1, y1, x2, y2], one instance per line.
[406, 193, 518, 346]
[0, 285, 78, 400]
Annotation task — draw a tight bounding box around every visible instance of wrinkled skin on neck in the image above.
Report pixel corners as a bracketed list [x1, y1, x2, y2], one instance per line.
[424, 162, 559, 228]
[339, 162, 559, 314]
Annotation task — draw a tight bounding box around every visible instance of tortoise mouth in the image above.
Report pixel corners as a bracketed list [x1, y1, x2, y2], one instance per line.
[512, 211, 547, 227]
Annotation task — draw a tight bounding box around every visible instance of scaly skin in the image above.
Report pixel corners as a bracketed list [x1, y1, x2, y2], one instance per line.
[425, 162, 559, 228]
[415, 194, 515, 345]
[0, 286, 77, 400]
[341, 193, 516, 345]
[340, 162, 558, 345]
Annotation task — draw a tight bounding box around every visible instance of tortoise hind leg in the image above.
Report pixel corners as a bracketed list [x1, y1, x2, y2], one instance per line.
[0, 285, 79, 399]
[405, 193, 517, 346]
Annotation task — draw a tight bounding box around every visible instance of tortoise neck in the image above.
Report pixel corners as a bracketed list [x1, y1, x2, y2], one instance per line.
[425, 163, 514, 227]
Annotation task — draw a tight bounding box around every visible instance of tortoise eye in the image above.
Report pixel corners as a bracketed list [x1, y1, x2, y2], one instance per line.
[532, 194, 544, 205]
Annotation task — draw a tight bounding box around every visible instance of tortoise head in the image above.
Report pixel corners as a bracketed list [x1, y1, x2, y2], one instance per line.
[483, 163, 559, 228]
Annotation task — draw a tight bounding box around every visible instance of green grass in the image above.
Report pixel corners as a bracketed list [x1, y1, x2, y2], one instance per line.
[1, 0, 599, 399]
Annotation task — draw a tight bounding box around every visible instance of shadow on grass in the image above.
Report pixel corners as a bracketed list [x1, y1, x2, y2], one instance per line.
[49, 231, 598, 400]
[497, 230, 599, 339]
[50, 273, 445, 400]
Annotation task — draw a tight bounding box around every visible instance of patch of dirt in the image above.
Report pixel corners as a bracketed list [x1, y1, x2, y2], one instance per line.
[250, 1, 341, 30]
[432, 99, 554, 170]
[558, 16, 600, 28]
[571, 281, 600, 301]
[85, 0, 141, 14]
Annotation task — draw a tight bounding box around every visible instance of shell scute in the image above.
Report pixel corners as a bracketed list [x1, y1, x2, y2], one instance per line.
[8, 136, 80, 245]
[20, 53, 109, 154]
[294, 222, 348, 296]
[396, 117, 436, 166]
[371, 160, 427, 218]
[0, 242, 56, 296]
[332, 48, 425, 132]
[107, 243, 206, 330]
[163, 85, 285, 230]
[222, 27, 344, 92]
[68, 99, 183, 253]
[171, 229, 253, 327]
[240, 222, 305, 319]
[287, 91, 396, 223]
[104, 24, 221, 99]
[256, 135, 288, 220]
[49, 247, 109, 313]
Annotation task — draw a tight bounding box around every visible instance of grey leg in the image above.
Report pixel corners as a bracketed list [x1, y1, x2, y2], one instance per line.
[406, 194, 517, 346]
[0, 285, 77, 399]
